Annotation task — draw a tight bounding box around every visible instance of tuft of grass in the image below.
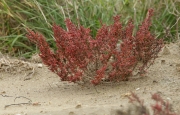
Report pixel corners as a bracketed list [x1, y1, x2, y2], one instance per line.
[0, 0, 65, 58]
[0, 0, 179, 58]
[0, 0, 123, 58]
[118, 0, 180, 42]
[60, 0, 122, 37]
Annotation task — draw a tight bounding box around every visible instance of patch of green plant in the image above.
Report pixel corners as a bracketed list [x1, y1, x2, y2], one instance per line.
[0, 0, 179, 58]
[0, 0, 65, 58]
[0, 0, 123, 58]
[118, 0, 180, 42]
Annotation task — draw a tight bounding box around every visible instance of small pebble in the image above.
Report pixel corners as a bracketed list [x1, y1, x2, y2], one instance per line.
[75, 104, 82, 109]
[37, 63, 43, 68]
[69, 111, 75, 115]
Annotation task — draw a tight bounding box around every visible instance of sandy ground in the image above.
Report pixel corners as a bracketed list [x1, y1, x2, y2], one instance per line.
[0, 42, 180, 115]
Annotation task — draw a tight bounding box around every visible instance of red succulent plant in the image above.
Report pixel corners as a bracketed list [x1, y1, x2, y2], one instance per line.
[26, 9, 163, 85]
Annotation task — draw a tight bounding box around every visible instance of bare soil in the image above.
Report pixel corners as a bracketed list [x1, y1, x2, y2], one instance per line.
[0, 42, 180, 115]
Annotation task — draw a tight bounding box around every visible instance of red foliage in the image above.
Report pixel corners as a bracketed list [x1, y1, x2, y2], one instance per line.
[128, 92, 178, 115]
[52, 19, 93, 81]
[135, 9, 164, 72]
[151, 93, 177, 115]
[109, 20, 137, 81]
[26, 30, 58, 74]
[26, 9, 163, 85]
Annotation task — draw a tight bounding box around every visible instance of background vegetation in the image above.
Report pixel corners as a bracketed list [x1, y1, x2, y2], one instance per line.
[0, 0, 179, 58]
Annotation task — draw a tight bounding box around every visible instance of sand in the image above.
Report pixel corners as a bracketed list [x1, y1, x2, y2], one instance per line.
[0, 42, 180, 115]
